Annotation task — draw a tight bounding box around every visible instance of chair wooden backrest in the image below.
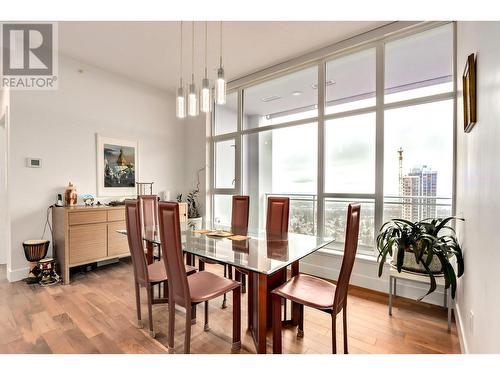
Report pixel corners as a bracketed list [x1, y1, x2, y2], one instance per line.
[140, 195, 158, 230]
[231, 195, 250, 236]
[125, 199, 149, 285]
[158, 201, 191, 307]
[266, 197, 290, 236]
[332, 203, 361, 313]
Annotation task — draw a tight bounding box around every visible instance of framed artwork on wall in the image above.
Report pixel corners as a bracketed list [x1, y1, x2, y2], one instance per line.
[96, 135, 139, 197]
[463, 53, 477, 133]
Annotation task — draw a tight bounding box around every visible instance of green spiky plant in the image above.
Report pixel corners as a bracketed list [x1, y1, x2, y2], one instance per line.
[377, 217, 464, 299]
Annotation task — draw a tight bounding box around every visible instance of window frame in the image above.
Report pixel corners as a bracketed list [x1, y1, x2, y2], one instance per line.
[209, 21, 457, 257]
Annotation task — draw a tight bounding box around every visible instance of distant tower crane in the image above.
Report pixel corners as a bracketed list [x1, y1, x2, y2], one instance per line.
[398, 147, 403, 197]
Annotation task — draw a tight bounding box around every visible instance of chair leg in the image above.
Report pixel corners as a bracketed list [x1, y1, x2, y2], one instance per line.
[146, 285, 155, 338]
[332, 314, 337, 354]
[135, 283, 143, 328]
[184, 306, 192, 354]
[297, 304, 304, 338]
[343, 302, 348, 354]
[272, 293, 282, 354]
[232, 287, 241, 351]
[228, 265, 233, 279]
[199, 258, 205, 271]
[222, 266, 227, 309]
[168, 295, 175, 353]
[242, 273, 247, 294]
[204, 300, 210, 331]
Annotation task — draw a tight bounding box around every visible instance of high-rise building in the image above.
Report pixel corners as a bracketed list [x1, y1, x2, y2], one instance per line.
[401, 165, 438, 221]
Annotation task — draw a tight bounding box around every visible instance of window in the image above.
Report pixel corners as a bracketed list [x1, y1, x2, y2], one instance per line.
[242, 122, 318, 233]
[243, 66, 318, 129]
[325, 48, 376, 114]
[214, 92, 238, 135]
[324, 198, 375, 248]
[215, 139, 236, 189]
[324, 112, 376, 194]
[213, 194, 232, 227]
[385, 23, 453, 103]
[383, 100, 453, 222]
[211, 23, 455, 257]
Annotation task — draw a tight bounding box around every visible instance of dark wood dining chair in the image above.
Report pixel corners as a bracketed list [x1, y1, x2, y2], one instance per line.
[266, 196, 290, 235]
[158, 201, 241, 354]
[271, 203, 361, 354]
[199, 195, 249, 307]
[125, 199, 196, 338]
[139, 195, 159, 263]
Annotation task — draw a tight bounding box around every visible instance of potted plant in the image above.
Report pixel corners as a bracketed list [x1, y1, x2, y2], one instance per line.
[186, 167, 205, 230]
[376, 217, 464, 299]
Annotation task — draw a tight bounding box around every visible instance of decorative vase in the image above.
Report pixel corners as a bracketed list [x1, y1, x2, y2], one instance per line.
[187, 217, 203, 230]
[64, 182, 77, 206]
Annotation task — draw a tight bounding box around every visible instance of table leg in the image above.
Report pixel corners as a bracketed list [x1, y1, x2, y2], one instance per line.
[247, 271, 254, 329]
[389, 275, 393, 316]
[290, 261, 300, 325]
[393, 276, 397, 297]
[255, 273, 268, 354]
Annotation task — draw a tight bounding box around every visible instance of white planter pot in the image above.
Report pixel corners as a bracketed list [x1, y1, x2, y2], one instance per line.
[187, 217, 203, 230]
[392, 248, 443, 274]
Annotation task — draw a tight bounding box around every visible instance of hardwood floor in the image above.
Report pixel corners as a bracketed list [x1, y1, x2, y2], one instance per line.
[0, 261, 461, 354]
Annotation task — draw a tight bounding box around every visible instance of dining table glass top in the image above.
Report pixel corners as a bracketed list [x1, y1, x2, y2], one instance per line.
[118, 222, 334, 276]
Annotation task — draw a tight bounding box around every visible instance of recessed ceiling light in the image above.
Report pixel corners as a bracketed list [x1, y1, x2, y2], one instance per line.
[261, 95, 282, 102]
[292, 91, 303, 96]
[311, 80, 336, 89]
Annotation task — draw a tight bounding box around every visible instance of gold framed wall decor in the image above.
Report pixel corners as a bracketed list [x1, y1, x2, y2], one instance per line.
[463, 53, 477, 133]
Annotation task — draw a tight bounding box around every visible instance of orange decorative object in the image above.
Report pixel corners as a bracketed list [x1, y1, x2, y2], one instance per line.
[64, 182, 77, 206]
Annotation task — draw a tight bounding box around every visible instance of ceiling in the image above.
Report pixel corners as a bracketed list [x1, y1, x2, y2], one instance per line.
[58, 21, 390, 94]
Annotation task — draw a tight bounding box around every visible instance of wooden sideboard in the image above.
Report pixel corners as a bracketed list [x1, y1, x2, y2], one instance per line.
[53, 206, 129, 284]
[53, 202, 188, 284]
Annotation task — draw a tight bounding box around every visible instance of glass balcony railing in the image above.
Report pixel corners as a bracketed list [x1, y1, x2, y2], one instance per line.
[262, 193, 453, 254]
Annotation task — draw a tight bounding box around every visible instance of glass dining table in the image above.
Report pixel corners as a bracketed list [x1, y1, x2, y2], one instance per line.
[118, 223, 334, 353]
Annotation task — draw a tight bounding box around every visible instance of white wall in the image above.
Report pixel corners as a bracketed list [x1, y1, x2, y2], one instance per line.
[455, 21, 500, 353]
[183, 115, 209, 218]
[8, 55, 185, 281]
[0, 88, 10, 266]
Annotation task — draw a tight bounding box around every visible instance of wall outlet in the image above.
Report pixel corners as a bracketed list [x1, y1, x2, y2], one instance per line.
[469, 310, 474, 334]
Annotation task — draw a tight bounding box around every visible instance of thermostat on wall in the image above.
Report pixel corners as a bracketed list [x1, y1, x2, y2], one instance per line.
[26, 158, 42, 168]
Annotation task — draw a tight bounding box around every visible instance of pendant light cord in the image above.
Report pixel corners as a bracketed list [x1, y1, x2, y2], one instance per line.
[219, 21, 223, 68]
[204, 21, 208, 78]
[179, 21, 183, 87]
[191, 21, 195, 84]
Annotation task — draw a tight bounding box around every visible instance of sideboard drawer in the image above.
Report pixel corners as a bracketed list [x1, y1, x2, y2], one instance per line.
[107, 209, 125, 222]
[107, 221, 129, 257]
[69, 223, 107, 264]
[68, 210, 107, 225]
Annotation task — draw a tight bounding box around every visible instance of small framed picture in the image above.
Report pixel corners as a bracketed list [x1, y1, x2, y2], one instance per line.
[463, 53, 477, 133]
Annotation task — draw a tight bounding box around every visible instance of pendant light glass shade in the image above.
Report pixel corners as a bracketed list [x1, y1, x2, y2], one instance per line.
[176, 86, 186, 118]
[215, 67, 226, 105]
[200, 77, 212, 113]
[188, 82, 199, 117]
[215, 22, 226, 105]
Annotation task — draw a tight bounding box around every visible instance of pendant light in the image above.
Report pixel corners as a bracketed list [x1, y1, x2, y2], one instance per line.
[188, 21, 199, 117]
[176, 21, 186, 119]
[215, 21, 226, 105]
[200, 21, 212, 113]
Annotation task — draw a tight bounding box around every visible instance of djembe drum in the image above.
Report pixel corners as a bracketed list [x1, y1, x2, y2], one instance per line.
[22, 240, 49, 284]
